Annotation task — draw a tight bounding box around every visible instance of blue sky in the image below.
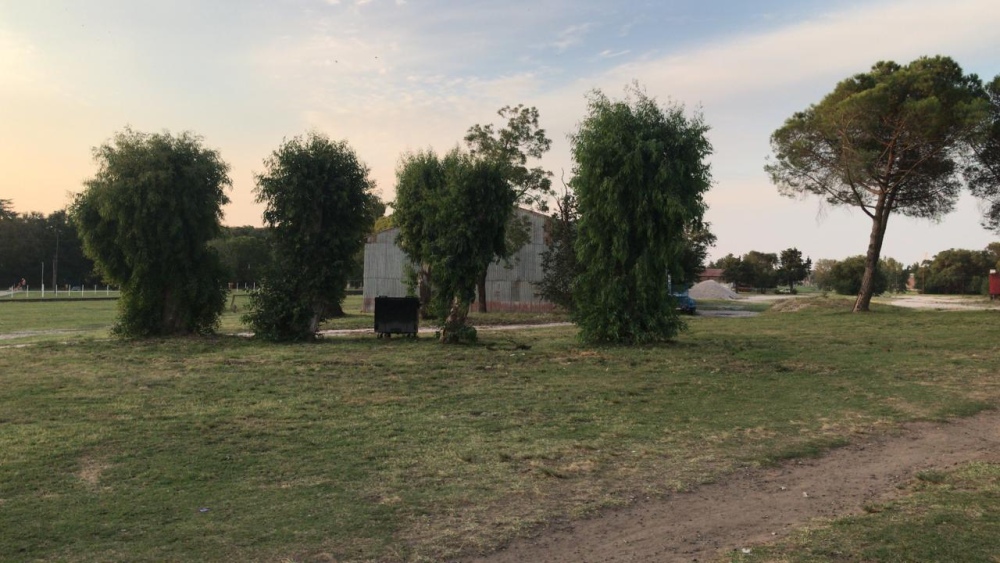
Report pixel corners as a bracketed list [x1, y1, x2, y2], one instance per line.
[2, 0, 999, 265]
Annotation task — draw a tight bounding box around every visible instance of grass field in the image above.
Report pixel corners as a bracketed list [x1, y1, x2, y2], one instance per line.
[1, 296, 998, 561]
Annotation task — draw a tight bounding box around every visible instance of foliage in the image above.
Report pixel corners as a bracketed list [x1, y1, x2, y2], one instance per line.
[828, 255, 888, 296]
[674, 221, 716, 287]
[717, 251, 778, 290]
[986, 242, 1000, 270]
[538, 190, 579, 310]
[743, 251, 779, 289]
[429, 151, 516, 342]
[767, 56, 988, 312]
[709, 253, 741, 275]
[244, 132, 379, 341]
[373, 213, 395, 233]
[0, 209, 98, 289]
[811, 258, 838, 291]
[71, 129, 230, 336]
[464, 105, 553, 311]
[0, 198, 14, 221]
[464, 104, 553, 211]
[393, 150, 446, 316]
[393, 149, 516, 342]
[209, 226, 272, 287]
[966, 75, 1000, 231]
[880, 256, 911, 293]
[776, 247, 812, 292]
[920, 248, 993, 294]
[571, 86, 712, 344]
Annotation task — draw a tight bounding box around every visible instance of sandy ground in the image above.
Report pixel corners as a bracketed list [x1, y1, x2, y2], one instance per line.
[463, 410, 1000, 563]
[883, 294, 1000, 311]
[0, 328, 81, 341]
[742, 293, 1000, 311]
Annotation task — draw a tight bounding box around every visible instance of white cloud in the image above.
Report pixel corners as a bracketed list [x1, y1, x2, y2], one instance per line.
[597, 49, 630, 60]
[0, 28, 43, 93]
[594, 0, 1000, 105]
[551, 23, 593, 53]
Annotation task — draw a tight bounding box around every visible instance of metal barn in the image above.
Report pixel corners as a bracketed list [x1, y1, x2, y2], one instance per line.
[361, 208, 555, 312]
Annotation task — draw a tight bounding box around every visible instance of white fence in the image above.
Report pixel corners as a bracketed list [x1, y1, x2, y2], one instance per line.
[3, 285, 120, 299]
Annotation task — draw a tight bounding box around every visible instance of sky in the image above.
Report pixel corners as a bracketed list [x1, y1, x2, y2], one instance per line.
[2, 0, 999, 265]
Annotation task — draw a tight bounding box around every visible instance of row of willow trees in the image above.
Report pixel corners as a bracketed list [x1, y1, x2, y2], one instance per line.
[55, 83, 715, 345]
[69, 129, 381, 340]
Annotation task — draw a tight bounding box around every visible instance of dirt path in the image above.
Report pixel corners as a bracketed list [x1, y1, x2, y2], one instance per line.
[464, 410, 1000, 563]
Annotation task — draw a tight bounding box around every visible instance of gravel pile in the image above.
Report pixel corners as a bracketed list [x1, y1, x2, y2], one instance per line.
[688, 280, 740, 300]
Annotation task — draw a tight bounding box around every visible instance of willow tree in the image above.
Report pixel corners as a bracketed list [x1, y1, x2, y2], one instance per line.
[394, 149, 515, 343]
[71, 129, 230, 337]
[392, 150, 446, 318]
[571, 87, 712, 344]
[244, 132, 379, 341]
[767, 56, 987, 312]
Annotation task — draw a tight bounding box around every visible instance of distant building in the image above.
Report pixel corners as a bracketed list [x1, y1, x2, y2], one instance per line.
[361, 208, 556, 313]
[698, 268, 724, 283]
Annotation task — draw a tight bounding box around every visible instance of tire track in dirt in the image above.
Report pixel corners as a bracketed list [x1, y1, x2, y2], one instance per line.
[463, 409, 1000, 563]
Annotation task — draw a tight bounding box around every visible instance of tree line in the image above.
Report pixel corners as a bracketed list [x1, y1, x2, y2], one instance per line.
[11, 52, 998, 345]
[45, 84, 712, 345]
[709, 248, 811, 293]
[0, 208, 97, 290]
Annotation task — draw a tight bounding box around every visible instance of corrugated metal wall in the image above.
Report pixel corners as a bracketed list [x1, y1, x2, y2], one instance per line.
[362, 228, 411, 311]
[361, 208, 556, 312]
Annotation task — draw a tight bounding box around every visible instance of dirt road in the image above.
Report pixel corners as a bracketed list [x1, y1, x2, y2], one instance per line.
[464, 410, 1000, 563]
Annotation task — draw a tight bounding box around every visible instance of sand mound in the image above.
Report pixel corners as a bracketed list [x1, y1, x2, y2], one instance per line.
[769, 296, 853, 313]
[688, 280, 740, 300]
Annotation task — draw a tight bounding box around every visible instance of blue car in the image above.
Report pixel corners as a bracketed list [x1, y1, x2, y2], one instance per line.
[672, 290, 697, 315]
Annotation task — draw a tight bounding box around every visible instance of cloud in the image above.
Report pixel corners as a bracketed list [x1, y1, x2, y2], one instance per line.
[250, 0, 1000, 231]
[551, 23, 593, 53]
[597, 49, 630, 60]
[592, 0, 1000, 106]
[0, 28, 43, 93]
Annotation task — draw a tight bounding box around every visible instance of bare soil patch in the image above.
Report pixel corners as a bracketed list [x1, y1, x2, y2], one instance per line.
[0, 329, 80, 341]
[463, 409, 1000, 563]
[884, 294, 1000, 311]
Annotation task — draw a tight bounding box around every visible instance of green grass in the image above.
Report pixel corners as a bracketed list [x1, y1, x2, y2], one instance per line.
[731, 462, 1000, 562]
[1, 301, 999, 561]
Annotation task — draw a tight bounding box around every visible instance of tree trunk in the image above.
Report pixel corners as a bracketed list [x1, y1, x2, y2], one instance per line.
[854, 198, 891, 313]
[162, 286, 182, 334]
[440, 296, 471, 343]
[476, 268, 488, 313]
[417, 264, 433, 319]
[308, 302, 324, 335]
